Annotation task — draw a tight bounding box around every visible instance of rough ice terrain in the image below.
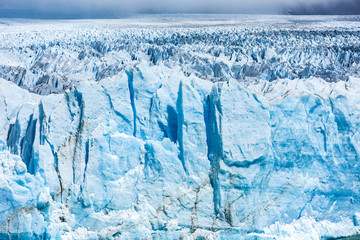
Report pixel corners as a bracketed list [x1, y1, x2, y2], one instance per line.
[0, 15, 360, 239]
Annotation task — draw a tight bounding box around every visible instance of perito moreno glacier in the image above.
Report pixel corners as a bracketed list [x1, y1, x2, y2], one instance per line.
[0, 15, 360, 239]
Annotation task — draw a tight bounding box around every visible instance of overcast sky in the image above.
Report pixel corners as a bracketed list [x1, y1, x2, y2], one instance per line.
[0, 0, 359, 16]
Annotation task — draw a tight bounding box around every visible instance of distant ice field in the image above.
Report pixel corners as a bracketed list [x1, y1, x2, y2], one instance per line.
[0, 15, 359, 95]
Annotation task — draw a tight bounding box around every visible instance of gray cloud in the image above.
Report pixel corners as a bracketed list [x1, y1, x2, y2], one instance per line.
[0, 0, 359, 17]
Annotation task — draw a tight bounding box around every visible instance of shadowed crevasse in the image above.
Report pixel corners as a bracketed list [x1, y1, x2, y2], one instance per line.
[72, 88, 84, 184]
[126, 70, 137, 137]
[177, 81, 189, 174]
[38, 101, 46, 145]
[167, 105, 178, 143]
[7, 119, 21, 155]
[204, 85, 224, 218]
[20, 114, 37, 174]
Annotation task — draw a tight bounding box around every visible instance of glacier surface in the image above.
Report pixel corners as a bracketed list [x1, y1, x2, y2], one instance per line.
[0, 15, 360, 239]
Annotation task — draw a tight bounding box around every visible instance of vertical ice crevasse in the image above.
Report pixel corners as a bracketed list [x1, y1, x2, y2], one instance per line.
[176, 81, 189, 174]
[204, 84, 223, 219]
[38, 101, 46, 145]
[72, 88, 84, 184]
[82, 139, 90, 186]
[7, 118, 21, 155]
[45, 138, 64, 203]
[20, 114, 37, 174]
[126, 69, 137, 137]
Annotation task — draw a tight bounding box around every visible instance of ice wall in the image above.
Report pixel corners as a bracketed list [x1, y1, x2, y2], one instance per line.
[0, 17, 360, 239]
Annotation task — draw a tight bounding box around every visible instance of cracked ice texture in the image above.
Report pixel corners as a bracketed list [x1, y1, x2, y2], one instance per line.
[0, 16, 360, 95]
[0, 16, 360, 239]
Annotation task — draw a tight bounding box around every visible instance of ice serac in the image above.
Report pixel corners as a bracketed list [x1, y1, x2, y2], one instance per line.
[1, 17, 360, 239]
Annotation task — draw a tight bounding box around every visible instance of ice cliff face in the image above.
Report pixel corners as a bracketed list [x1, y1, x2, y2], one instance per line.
[1, 16, 360, 239]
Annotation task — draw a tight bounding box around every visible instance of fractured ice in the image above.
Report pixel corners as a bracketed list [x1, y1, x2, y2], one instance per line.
[0, 15, 360, 239]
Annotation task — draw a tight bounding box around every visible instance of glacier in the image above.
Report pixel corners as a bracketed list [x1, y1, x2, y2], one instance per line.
[0, 15, 360, 239]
